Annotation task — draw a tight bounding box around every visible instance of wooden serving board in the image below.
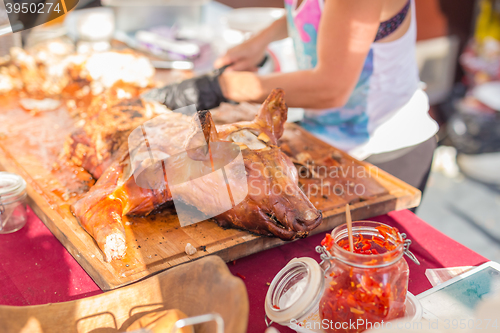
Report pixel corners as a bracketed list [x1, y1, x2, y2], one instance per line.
[0, 93, 420, 290]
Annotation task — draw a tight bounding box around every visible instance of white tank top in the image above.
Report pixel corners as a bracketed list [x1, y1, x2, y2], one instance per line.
[284, 0, 438, 160]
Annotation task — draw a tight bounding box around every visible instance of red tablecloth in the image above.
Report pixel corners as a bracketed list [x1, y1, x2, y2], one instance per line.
[0, 208, 488, 333]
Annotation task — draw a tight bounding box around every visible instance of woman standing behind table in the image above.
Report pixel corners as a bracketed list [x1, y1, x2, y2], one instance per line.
[147, 0, 438, 194]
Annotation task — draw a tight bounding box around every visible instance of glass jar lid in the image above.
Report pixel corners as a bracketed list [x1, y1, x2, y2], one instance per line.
[265, 257, 324, 325]
[0, 172, 27, 205]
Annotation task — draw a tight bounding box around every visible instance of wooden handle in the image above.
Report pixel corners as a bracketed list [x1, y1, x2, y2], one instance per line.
[345, 204, 354, 252]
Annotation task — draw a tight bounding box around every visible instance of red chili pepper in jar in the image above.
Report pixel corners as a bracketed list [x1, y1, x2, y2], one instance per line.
[319, 222, 409, 333]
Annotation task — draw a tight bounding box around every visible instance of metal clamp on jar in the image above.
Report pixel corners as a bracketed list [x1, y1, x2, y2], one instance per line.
[265, 221, 423, 333]
[0, 172, 28, 234]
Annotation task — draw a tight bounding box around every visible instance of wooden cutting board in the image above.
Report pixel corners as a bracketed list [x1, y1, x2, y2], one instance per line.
[0, 93, 420, 290]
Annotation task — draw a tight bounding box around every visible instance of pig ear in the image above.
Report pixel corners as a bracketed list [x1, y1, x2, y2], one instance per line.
[197, 110, 219, 144]
[185, 110, 220, 147]
[255, 89, 288, 140]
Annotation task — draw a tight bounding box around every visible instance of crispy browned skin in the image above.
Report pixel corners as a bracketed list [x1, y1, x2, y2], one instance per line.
[71, 89, 322, 261]
[70, 113, 189, 261]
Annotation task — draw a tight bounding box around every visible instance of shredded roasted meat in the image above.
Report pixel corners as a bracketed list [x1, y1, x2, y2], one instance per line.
[62, 89, 171, 179]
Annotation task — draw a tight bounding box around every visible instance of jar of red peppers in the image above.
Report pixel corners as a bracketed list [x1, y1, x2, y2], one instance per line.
[265, 221, 419, 333]
[318, 221, 417, 333]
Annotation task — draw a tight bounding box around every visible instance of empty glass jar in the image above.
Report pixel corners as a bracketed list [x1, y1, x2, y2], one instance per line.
[0, 172, 28, 234]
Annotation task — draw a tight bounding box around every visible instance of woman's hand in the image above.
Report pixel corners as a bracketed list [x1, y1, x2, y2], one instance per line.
[214, 36, 268, 72]
[214, 16, 288, 71]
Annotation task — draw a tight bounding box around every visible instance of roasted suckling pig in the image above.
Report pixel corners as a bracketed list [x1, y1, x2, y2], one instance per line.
[71, 89, 323, 261]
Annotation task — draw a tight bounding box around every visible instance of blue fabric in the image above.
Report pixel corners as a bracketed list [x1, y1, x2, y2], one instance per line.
[300, 50, 374, 146]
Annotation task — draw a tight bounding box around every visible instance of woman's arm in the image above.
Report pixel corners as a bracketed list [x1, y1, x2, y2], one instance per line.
[214, 16, 288, 72]
[219, 0, 384, 109]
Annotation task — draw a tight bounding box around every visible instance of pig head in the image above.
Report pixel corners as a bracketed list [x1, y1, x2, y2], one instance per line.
[179, 89, 323, 240]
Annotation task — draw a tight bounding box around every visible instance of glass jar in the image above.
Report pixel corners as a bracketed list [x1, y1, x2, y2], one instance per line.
[319, 221, 410, 333]
[0, 172, 28, 234]
[265, 257, 325, 332]
[265, 221, 420, 333]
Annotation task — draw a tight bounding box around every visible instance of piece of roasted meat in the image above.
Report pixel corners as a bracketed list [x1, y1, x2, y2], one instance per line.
[71, 89, 322, 261]
[62, 89, 171, 179]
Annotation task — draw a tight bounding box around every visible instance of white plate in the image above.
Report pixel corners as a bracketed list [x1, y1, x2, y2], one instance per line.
[287, 107, 305, 123]
[405, 291, 423, 322]
[457, 152, 500, 185]
[225, 7, 285, 33]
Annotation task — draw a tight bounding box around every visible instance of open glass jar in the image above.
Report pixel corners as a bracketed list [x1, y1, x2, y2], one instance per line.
[265, 257, 325, 332]
[0, 172, 28, 234]
[265, 221, 419, 333]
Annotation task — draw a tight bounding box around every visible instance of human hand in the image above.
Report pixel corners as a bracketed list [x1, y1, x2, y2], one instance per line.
[214, 35, 268, 72]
